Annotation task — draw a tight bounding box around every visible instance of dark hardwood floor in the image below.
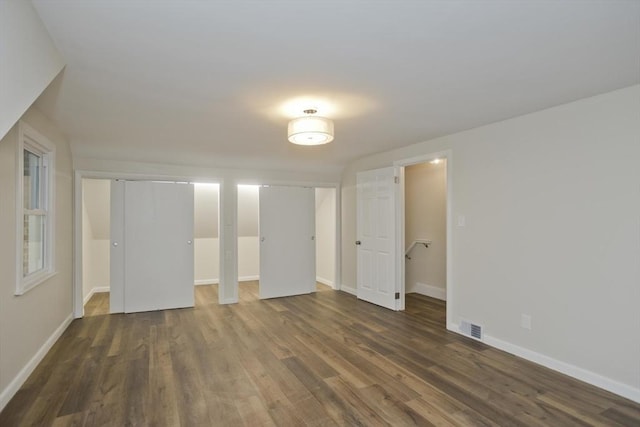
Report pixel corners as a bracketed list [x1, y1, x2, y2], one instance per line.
[1, 284, 638, 426]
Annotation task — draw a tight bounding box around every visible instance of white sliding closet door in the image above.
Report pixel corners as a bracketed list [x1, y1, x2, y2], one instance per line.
[259, 186, 315, 299]
[111, 180, 194, 313]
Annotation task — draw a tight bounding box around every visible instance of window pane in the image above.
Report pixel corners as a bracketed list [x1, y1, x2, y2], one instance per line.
[24, 150, 41, 210]
[23, 214, 45, 276]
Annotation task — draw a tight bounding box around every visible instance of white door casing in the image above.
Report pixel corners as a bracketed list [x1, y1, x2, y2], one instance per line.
[111, 180, 195, 313]
[109, 180, 125, 313]
[356, 167, 399, 310]
[259, 185, 315, 299]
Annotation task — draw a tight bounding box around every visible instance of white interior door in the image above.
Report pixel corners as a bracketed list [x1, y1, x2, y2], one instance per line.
[357, 167, 399, 310]
[259, 185, 315, 299]
[119, 181, 194, 313]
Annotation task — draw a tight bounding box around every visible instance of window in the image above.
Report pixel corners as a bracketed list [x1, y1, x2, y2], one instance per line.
[16, 122, 56, 295]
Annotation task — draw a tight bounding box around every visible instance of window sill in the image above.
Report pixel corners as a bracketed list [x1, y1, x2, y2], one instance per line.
[15, 271, 58, 296]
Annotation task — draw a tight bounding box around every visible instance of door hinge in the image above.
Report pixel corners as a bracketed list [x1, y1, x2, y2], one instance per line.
[395, 292, 400, 300]
[394, 176, 399, 184]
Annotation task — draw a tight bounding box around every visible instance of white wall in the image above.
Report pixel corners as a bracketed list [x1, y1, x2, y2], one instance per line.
[341, 85, 640, 401]
[0, 0, 64, 140]
[316, 188, 336, 287]
[194, 183, 219, 238]
[194, 238, 219, 284]
[238, 236, 260, 280]
[194, 183, 219, 284]
[238, 185, 260, 280]
[82, 179, 110, 301]
[0, 106, 73, 409]
[405, 161, 446, 298]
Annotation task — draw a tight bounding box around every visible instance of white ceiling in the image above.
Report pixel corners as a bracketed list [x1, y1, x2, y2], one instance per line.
[32, 1, 640, 176]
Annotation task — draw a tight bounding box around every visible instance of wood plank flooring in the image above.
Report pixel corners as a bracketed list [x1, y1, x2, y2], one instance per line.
[1, 284, 639, 426]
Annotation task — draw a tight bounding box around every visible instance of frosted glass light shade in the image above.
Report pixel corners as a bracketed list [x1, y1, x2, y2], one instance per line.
[287, 116, 334, 145]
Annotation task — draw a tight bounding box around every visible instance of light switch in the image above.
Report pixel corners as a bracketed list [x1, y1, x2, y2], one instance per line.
[521, 314, 532, 330]
[457, 215, 466, 227]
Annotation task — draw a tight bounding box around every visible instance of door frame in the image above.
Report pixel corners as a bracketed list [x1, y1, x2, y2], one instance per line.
[235, 181, 342, 297]
[394, 150, 453, 329]
[74, 171, 341, 318]
[72, 170, 222, 318]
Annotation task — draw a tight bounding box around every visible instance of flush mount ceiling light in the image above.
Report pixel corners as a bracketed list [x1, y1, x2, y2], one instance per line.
[287, 109, 334, 145]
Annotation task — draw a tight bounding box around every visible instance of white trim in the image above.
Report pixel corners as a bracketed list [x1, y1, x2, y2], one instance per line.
[83, 288, 94, 306]
[195, 279, 218, 286]
[340, 284, 357, 296]
[0, 314, 73, 412]
[447, 323, 640, 404]
[238, 275, 259, 282]
[316, 276, 334, 288]
[334, 184, 342, 291]
[394, 165, 403, 310]
[394, 150, 453, 328]
[73, 171, 83, 317]
[219, 179, 236, 305]
[484, 334, 640, 404]
[16, 121, 56, 296]
[409, 282, 446, 301]
[82, 286, 110, 305]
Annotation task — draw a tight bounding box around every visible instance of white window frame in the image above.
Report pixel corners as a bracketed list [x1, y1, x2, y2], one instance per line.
[16, 121, 56, 295]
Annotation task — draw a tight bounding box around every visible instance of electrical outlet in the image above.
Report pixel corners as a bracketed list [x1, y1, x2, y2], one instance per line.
[521, 314, 532, 330]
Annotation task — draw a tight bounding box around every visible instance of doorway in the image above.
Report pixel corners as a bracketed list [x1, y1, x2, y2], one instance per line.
[81, 178, 111, 316]
[236, 185, 261, 300]
[236, 184, 337, 302]
[404, 159, 447, 301]
[80, 179, 221, 315]
[193, 183, 221, 302]
[110, 180, 195, 313]
[315, 188, 337, 289]
[397, 150, 452, 327]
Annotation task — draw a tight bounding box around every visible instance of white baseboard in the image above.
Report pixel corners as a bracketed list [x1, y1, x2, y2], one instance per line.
[194, 279, 218, 286]
[411, 282, 446, 301]
[83, 286, 110, 305]
[239, 275, 259, 282]
[316, 276, 334, 288]
[0, 314, 73, 412]
[340, 285, 357, 296]
[448, 322, 640, 403]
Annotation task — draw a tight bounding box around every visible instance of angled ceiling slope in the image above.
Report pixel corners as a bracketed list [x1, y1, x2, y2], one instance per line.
[1, 0, 64, 140]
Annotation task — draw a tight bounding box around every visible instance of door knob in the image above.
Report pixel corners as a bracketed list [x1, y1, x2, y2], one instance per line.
[187, 240, 192, 245]
[355, 240, 361, 245]
[112, 242, 118, 247]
